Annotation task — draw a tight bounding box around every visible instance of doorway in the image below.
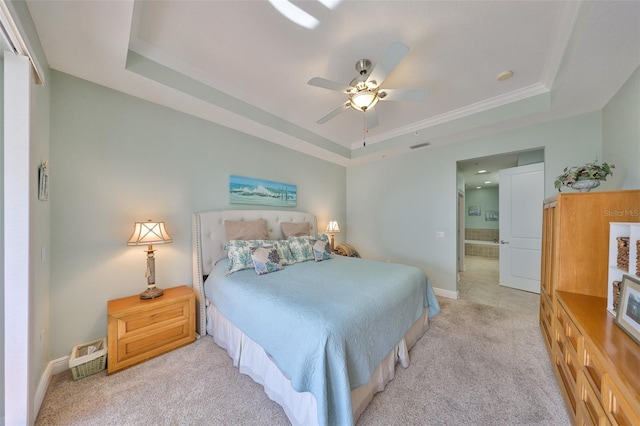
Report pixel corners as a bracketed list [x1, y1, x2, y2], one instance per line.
[456, 149, 543, 314]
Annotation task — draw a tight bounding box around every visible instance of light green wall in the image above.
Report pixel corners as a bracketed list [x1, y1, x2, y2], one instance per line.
[48, 71, 347, 358]
[603, 67, 640, 190]
[465, 188, 499, 230]
[347, 112, 602, 294]
[517, 149, 545, 166]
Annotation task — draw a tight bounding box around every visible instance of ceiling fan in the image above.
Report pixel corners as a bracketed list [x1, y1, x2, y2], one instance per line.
[308, 42, 428, 131]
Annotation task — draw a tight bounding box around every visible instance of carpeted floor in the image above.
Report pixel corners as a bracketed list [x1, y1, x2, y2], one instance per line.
[36, 298, 570, 425]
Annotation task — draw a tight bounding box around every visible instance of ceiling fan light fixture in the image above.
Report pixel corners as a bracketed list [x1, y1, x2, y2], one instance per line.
[350, 90, 379, 111]
[309, 42, 427, 125]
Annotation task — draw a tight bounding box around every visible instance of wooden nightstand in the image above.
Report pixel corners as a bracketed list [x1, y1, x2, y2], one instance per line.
[107, 285, 195, 374]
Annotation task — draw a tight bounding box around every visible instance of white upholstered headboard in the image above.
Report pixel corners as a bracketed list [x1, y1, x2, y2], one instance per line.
[191, 210, 317, 336]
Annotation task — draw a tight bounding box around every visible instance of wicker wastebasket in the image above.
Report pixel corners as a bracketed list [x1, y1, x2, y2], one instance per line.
[68, 337, 107, 380]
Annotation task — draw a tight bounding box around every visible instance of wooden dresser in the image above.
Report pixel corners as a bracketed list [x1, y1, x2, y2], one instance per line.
[539, 190, 640, 424]
[107, 285, 196, 374]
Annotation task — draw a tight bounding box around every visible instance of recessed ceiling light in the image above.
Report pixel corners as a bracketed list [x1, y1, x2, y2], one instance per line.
[477, 169, 488, 174]
[476, 186, 482, 189]
[497, 71, 513, 81]
[484, 181, 491, 184]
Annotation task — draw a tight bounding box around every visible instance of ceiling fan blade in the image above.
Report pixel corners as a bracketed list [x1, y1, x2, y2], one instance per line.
[365, 110, 379, 130]
[379, 88, 428, 102]
[366, 42, 409, 88]
[317, 102, 350, 124]
[308, 77, 350, 93]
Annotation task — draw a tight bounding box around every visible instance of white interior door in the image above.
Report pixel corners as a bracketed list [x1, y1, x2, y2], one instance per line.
[499, 162, 544, 293]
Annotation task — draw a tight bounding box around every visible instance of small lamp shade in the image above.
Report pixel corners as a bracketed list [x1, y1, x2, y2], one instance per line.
[128, 221, 172, 246]
[325, 220, 340, 234]
[325, 220, 340, 251]
[128, 220, 172, 299]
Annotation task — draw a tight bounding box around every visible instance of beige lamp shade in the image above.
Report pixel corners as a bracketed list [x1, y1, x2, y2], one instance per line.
[325, 220, 340, 251]
[128, 221, 173, 246]
[325, 220, 341, 234]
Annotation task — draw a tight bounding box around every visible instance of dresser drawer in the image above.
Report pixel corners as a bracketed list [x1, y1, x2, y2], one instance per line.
[582, 341, 606, 398]
[555, 349, 577, 413]
[540, 292, 553, 351]
[578, 371, 610, 426]
[603, 376, 640, 426]
[556, 305, 581, 355]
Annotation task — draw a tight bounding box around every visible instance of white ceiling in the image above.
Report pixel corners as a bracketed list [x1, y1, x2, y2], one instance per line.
[25, 0, 640, 166]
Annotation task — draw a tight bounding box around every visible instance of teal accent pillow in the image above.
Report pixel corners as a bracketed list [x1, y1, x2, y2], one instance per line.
[288, 234, 330, 263]
[274, 240, 296, 265]
[250, 246, 284, 275]
[287, 235, 315, 263]
[225, 240, 294, 275]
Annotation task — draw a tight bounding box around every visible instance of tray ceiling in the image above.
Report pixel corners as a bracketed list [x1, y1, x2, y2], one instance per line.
[25, 0, 640, 165]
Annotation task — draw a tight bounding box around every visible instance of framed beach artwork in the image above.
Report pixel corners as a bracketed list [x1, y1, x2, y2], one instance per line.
[229, 175, 297, 207]
[485, 210, 499, 221]
[468, 206, 481, 216]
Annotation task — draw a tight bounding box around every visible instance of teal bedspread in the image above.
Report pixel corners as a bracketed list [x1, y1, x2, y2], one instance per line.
[205, 256, 440, 425]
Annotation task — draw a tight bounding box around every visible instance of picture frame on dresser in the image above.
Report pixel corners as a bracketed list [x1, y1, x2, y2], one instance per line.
[616, 274, 640, 345]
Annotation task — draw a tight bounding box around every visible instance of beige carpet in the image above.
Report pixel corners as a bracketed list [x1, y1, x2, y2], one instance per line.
[36, 298, 570, 425]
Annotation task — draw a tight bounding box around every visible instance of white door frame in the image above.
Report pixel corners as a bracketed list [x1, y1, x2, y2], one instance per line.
[457, 191, 465, 274]
[4, 53, 34, 425]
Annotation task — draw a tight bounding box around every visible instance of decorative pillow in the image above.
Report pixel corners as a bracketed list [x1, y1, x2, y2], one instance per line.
[312, 238, 332, 262]
[287, 235, 315, 263]
[288, 234, 329, 263]
[281, 221, 310, 238]
[275, 240, 296, 265]
[250, 246, 284, 275]
[225, 239, 294, 274]
[224, 219, 269, 241]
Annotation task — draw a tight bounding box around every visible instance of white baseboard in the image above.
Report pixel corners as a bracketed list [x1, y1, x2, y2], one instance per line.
[34, 361, 52, 419]
[51, 356, 70, 375]
[433, 287, 459, 300]
[34, 356, 69, 419]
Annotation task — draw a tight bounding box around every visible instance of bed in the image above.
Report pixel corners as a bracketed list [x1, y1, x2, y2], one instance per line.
[192, 210, 440, 425]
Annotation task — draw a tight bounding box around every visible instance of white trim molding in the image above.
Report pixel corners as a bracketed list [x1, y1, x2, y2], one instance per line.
[0, 0, 45, 84]
[34, 356, 69, 419]
[433, 287, 459, 300]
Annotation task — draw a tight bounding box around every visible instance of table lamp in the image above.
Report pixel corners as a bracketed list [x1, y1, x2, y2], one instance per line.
[325, 220, 340, 251]
[127, 220, 172, 299]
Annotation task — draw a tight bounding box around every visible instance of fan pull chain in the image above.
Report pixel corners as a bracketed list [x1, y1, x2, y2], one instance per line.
[363, 111, 367, 146]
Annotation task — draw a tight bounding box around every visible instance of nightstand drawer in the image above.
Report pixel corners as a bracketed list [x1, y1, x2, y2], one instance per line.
[116, 307, 191, 363]
[107, 286, 195, 374]
[117, 302, 191, 338]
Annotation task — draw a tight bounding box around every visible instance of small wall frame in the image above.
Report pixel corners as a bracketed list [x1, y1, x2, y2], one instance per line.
[616, 274, 640, 345]
[38, 161, 49, 201]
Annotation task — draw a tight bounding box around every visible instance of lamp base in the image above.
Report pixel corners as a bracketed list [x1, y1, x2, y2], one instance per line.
[140, 286, 164, 300]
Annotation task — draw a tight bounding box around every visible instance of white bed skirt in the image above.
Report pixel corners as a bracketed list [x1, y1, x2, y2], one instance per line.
[206, 298, 429, 426]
